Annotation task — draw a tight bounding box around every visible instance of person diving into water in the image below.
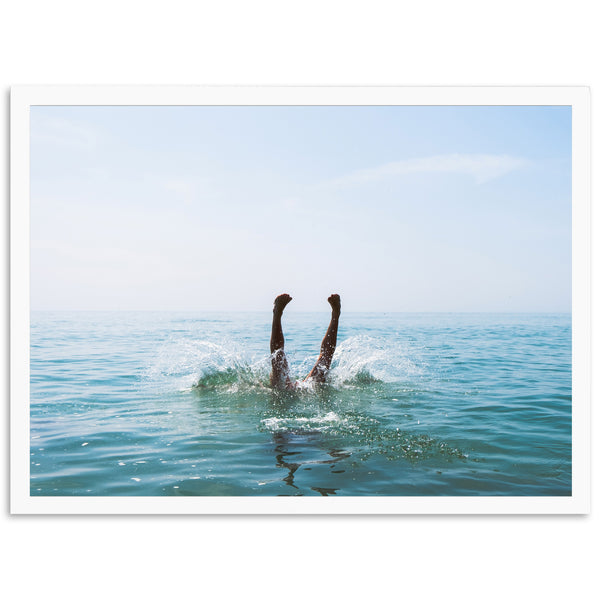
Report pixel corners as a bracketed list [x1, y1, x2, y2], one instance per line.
[270, 293, 341, 390]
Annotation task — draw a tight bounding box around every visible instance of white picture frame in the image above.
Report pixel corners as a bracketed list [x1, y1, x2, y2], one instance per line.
[10, 85, 591, 514]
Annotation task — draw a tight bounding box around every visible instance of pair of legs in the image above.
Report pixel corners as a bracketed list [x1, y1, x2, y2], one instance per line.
[270, 293, 341, 389]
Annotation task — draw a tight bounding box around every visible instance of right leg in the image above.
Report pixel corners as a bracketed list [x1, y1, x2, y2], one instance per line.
[270, 293, 293, 389]
[305, 294, 341, 383]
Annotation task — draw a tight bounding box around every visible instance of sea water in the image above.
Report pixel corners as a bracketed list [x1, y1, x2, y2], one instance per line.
[30, 311, 571, 496]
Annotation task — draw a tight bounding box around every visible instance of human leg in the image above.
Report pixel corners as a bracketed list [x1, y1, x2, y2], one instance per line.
[270, 293, 293, 388]
[305, 294, 341, 383]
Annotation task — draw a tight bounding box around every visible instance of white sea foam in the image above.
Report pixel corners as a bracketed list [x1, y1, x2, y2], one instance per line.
[260, 411, 346, 433]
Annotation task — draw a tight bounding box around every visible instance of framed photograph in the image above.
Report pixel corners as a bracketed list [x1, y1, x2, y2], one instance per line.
[10, 86, 590, 514]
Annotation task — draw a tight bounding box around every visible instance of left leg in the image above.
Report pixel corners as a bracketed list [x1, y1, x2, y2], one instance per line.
[270, 293, 293, 389]
[305, 294, 341, 383]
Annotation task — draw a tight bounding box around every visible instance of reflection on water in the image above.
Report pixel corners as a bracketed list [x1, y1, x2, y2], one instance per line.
[272, 430, 351, 495]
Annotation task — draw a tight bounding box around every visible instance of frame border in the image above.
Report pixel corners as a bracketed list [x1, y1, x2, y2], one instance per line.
[10, 86, 591, 514]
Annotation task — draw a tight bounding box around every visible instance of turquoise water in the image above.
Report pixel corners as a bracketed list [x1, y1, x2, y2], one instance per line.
[30, 311, 571, 496]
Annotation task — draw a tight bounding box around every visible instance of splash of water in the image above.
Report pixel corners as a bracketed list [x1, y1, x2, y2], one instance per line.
[329, 335, 422, 385]
[144, 334, 422, 394]
[144, 337, 269, 393]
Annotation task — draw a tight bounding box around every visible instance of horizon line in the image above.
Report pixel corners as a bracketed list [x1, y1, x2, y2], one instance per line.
[29, 308, 572, 314]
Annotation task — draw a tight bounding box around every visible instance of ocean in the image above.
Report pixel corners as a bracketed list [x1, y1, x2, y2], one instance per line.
[30, 311, 572, 496]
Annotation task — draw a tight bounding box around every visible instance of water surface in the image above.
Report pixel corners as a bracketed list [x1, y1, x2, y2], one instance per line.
[30, 311, 571, 496]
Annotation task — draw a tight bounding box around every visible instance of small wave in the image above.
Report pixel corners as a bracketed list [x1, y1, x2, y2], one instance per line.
[193, 365, 270, 394]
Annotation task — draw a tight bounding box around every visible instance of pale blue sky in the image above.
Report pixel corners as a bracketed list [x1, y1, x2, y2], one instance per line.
[30, 105, 571, 312]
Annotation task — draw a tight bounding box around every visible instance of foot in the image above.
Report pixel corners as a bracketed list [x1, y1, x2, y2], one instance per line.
[273, 293, 293, 315]
[328, 293, 341, 316]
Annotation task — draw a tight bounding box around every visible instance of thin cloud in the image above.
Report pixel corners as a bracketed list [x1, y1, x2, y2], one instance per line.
[322, 153, 531, 188]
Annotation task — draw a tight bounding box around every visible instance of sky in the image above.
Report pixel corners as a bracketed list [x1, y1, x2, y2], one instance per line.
[30, 105, 572, 312]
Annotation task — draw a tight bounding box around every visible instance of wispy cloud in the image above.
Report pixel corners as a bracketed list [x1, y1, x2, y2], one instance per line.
[321, 153, 531, 188]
